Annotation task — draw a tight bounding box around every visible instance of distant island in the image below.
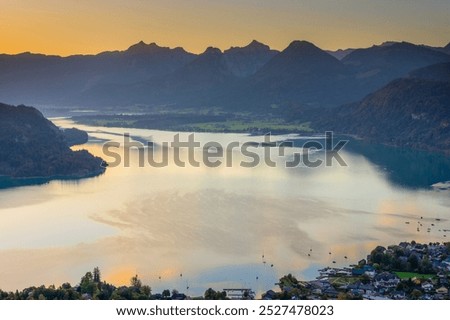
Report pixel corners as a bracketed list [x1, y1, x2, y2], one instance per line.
[0, 103, 105, 188]
[0, 241, 448, 300]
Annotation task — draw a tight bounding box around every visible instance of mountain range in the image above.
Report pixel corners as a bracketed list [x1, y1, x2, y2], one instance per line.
[1, 39, 449, 154]
[1, 40, 449, 111]
[316, 62, 450, 154]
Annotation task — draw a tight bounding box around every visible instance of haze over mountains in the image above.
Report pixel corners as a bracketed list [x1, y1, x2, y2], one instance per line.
[318, 62, 450, 154]
[341, 42, 450, 97]
[1, 40, 449, 111]
[1, 39, 450, 154]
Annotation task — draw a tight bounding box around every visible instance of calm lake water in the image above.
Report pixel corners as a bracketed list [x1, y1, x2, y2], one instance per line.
[0, 119, 449, 297]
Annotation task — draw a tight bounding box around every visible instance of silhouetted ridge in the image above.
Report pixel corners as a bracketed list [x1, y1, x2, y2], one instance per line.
[342, 41, 450, 96]
[408, 62, 450, 82]
[247, 40, 269, 48]
[0, 103, 105, 179]
[203, 47, 222, 55]
[258, 40, 344, 75]
[1, 40, 449, 111]
[316, 73, 450, 154]
[223, 40, 278, 77]
[125, 41, 174, 55]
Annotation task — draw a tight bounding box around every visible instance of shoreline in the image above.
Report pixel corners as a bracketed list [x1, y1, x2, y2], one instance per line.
[0, 168, 106, 190]
[1, 241, 449, 300]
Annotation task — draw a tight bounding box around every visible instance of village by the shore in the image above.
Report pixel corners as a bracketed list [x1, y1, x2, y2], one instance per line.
[261, 241, 450, 300]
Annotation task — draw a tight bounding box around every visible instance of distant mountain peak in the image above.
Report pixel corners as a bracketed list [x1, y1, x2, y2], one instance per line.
[367, 41, 419, 51]
[284, 40, 325, 55]
[126, 41, 163, 54]
[246, 40, 270, 50]
[346, 41, 450, 61]
[253, 39, 345, 88]
[378, 41, 399, 47]
[249, 39, 264, 46]
[288, 40, 314, 47]
[224, 40, 273, 54]
[221, 40, 277, 77]
[173, 46, 189, 53]
[203, 47, 222, 55]
[128, 40, 148, 49]
[281, 40, 334, 59]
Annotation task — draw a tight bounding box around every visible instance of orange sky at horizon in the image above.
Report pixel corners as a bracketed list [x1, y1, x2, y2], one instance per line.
[1, 0, 449, 56]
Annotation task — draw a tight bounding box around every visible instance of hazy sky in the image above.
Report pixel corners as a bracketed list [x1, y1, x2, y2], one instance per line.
[1, 0, 449, 56]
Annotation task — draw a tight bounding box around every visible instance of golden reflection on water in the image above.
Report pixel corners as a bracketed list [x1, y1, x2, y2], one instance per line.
[0, 121, 449, 296]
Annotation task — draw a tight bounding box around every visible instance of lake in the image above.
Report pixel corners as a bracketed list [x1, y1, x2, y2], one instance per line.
[0, 118, 449, 297]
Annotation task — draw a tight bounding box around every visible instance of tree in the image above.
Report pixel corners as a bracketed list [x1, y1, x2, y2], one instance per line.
[0, 289, 8, 300]
[278, 274, 299, 290]
[81, 272, 93, 284]
[96, 282, 116, 300]
[204, 288, 228, 300]
[61, 283, 72, 290]
[410, 289, 422, 300]
[130, 275, 142, 289]
[445, 242, 450, 254]
[361, 274, 371, 285]
[407, 254, 419, 271]
[141, 285, 152, 297]
[93, 267, 101, 283]
[419, 256, 433, 274]
[369, 246, 386, 265]
[80, 272, 97, 296]
[204, 288, 217, 300]
[162, 289, 171, 299]
[216, 291, 227, 300]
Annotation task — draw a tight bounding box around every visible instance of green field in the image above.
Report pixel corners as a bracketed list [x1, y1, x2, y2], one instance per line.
[394, 272, 435, 280]
[91, 119, 138, 127]
[184, 120, 312, 133]
[76, 114, 313, 134]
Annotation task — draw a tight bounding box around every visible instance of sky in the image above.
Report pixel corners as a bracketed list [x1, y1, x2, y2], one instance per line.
[1, 0, 449, 56]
